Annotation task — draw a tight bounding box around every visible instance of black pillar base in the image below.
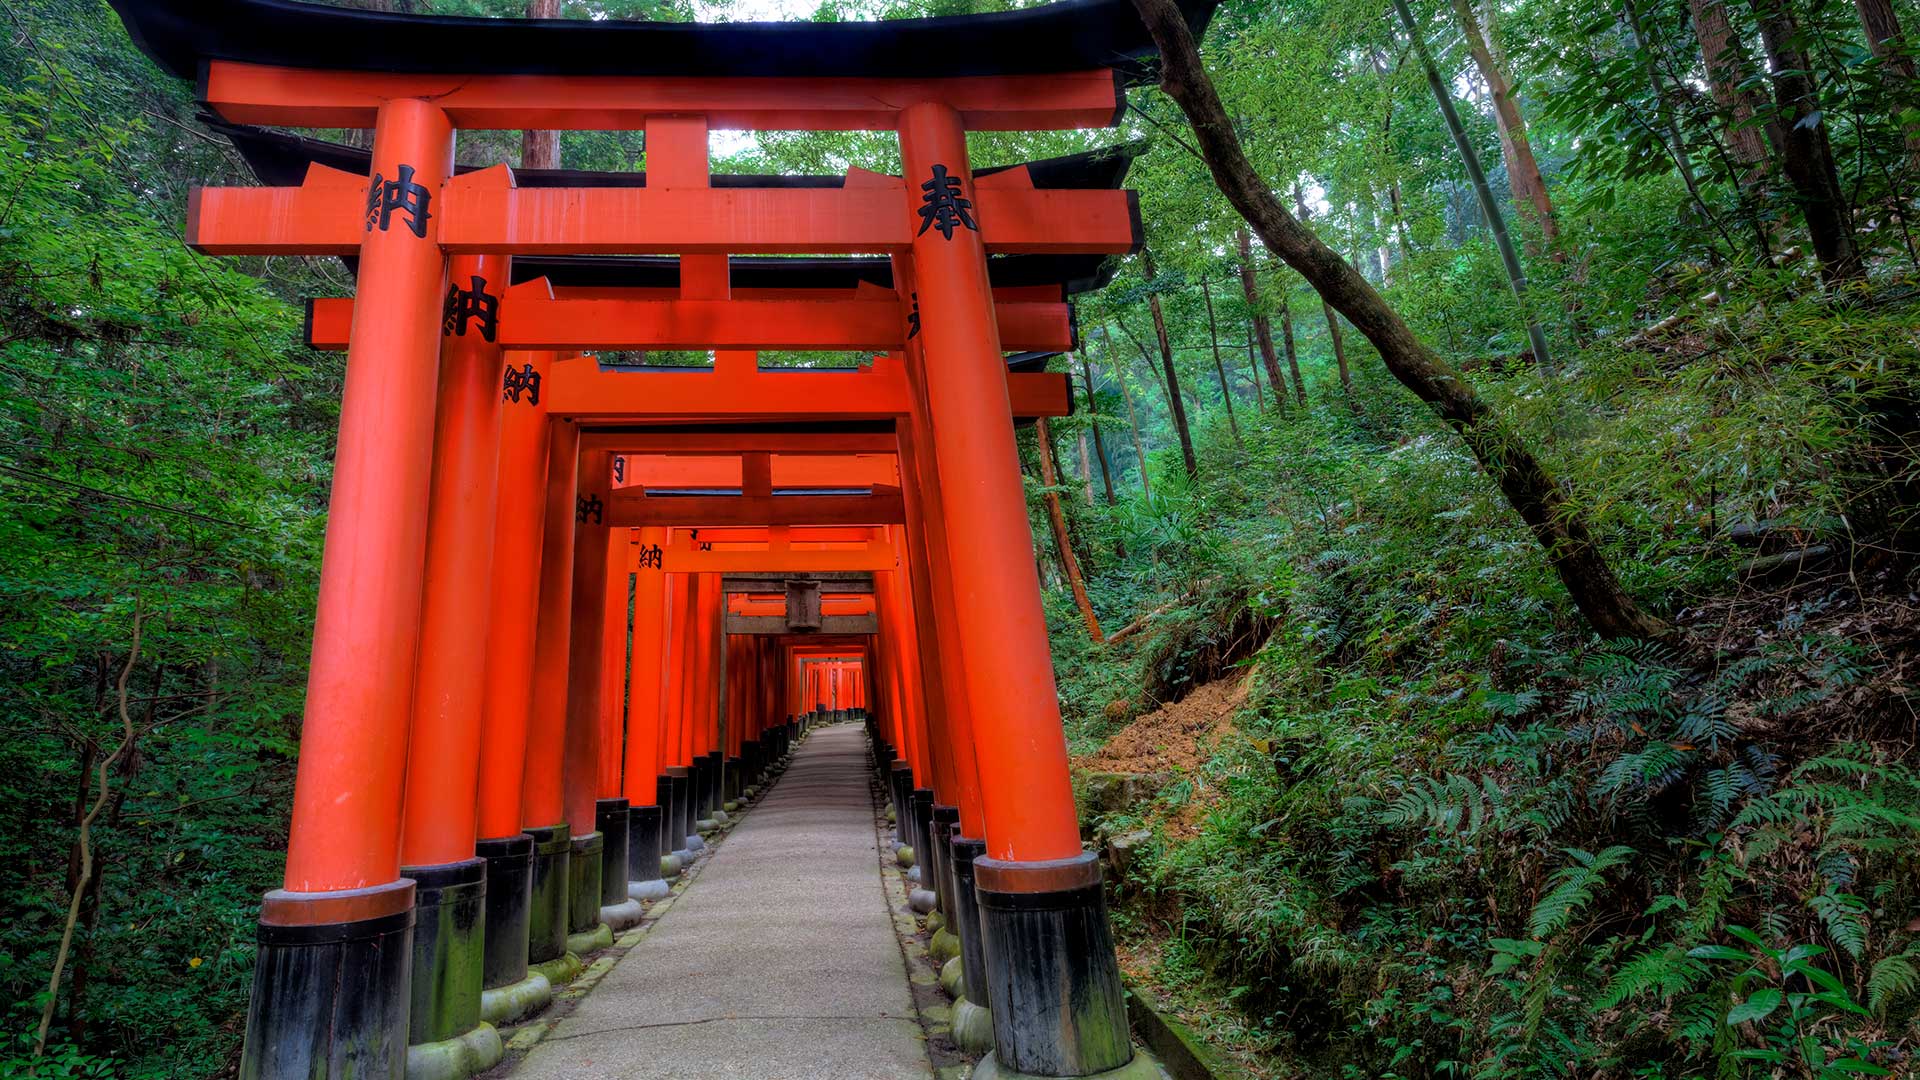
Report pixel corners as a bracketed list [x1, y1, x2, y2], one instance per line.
[950, 837, 991, 1008]
[976, 853, 1132, 1076]
[740, 740, 761, 790]
[523, 824, 570, 965]
[238, 880, 415, 1080]
[399, 857, 487, 1047]
[888, 762, 912, 834]
[595, 798, 630, 908]
[725, 756, 743, 803]
[704, 751, 725, 815]
[910, 788, 935, 878]
[627, 803, 664, 881]
[475, 835, 532, 992]
[566, 831, 604, 936]
[930, 804, 960, 914]
[665, 768, 692, 855]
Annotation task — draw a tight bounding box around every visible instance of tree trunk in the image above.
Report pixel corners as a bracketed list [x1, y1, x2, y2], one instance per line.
[1104, 324, 1153, 499]
[1078, 352, 1118, 504]
[1278, 295, 1305, 404]
[1392, 0, 1555, 370]
[1237, 228, 1298, 408]
[1752, 0, 1865, 283]
[1200, 277, 1241, 440]
[1851, 0, 1920, 174]
[1450, 0, 1559, 249]
[1130, 0, 1677, 644]
[1689, 0, 1778, 177]
[1037, 418, 1104, 642]
[1077, 427, 1096, 505]
[1140, 251, 1199, 478]
[1244, 328, 1265, 410]
[521, 0, 563, 168]
[1295, 187, 1359, 408]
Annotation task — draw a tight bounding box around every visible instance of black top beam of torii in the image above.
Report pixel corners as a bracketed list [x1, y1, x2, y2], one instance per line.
[113, 0, 1219, 83]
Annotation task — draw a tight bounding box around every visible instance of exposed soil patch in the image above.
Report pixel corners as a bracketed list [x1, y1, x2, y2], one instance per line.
[1075, 675, 1250, 776]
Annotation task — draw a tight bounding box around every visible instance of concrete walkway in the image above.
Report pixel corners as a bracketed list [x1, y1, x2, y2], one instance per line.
[504, 723, 931, 1079]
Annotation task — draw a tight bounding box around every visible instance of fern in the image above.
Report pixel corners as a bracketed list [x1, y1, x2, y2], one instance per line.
[1866, 949, 1920, 1016]
[1810, 890, 1870, 960]
[1593, 943, 1709, 1009]
[1529, 846, 1637, 939]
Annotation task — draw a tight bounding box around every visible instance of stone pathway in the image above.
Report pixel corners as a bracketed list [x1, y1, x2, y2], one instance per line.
[502, 723, 931, 1079]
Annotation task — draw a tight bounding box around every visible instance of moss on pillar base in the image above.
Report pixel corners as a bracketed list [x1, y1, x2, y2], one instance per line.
[528, 952, 582, 987]
[895, 845, 915, 868]
[926, 910, 946, 934]
[566, 832, 604, 938]
[952, 998, 997, 1056]
[940, 957, 965, 999]
[401, 858, 487, 1051]
[403, 1021, 502, 1080]
[929, 925, 961, 964]
[659, 853, 683, 880]
[967, 1048, 1164, 1080]
[565, 923, 613, 956]
[478, 971, 551, 1026]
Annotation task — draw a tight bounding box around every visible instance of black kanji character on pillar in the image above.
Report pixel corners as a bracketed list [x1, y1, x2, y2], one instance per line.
[502, 363, 542, 405]
[907, 292, 921, 340]
[576, 494, 604, 525]
[442, 275, 499, 341]
[636, 542, 663, 569]
[365, 164, 433, 238]
[612, 457, 625, 484]
[915, 164, 976, 240]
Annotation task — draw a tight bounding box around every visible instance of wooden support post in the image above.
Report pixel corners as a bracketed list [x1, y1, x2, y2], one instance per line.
[242, 98, 454, 1080]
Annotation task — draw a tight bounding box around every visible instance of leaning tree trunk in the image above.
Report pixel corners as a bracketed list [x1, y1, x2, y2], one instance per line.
[1391, 0, 1555, 371]
[1142, 250, 1199, 477]
[1851, 0, 1920, 175]
[1450, 0, 1559, 249]
[1751, 0, 1865, 283]
[1200, 277, 1242, 440]
[1237, 228, 1299, 407]
[1037, 417, 1104, 642]
[1078, 352, 1118, 504]
[1130, 0, 1677, 644]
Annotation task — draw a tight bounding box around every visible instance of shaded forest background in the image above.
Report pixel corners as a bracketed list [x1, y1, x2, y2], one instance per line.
[1, 0, 1917, 1076]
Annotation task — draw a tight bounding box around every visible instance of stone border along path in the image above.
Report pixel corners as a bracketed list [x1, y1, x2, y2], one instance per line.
[488, 722, 935, 1080]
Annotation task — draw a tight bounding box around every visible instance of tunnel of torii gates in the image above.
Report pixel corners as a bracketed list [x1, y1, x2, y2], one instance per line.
[111, 0, 1220, 1078]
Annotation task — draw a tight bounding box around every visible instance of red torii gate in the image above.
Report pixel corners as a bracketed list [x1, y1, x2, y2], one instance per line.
[111, 1, 1220, 1078]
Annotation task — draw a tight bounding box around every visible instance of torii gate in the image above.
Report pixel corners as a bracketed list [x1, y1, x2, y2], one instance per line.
[111, 1, 1222, 1078]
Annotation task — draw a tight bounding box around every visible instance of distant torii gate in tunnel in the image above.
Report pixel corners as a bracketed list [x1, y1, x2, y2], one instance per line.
[113, 0, 1220, 1075]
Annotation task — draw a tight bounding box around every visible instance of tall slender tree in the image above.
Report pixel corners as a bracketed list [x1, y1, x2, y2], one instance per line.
[1200, 277, 1242, 440]
[1238, 228, 1301, 406]
[1391, 0, 1555, 370]
[1078, 354, 1118, 505]
[1141, 249, 1199, 478]
[1295, 186, 1359, 407]
[1852, 0, 1920, 173]
[1751, 0, 1864, 282]
[1449, 0, 1559, 248]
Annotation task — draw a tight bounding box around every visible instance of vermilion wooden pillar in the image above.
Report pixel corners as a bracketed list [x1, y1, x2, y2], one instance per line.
[598, 527, 629, 804]
[474, 349, 557, 1020]
[665, 572, 698, 856]
[623, 525, 672, 896]
[562, 448, 622, 944]
[898, 100, 1134, 1077]
[396, 252, 510, 1065]
[520, 418, 579, 974]
[242, 97, 453, 1080]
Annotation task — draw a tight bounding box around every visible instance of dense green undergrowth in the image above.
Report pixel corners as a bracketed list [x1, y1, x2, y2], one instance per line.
[1048, 257, 1920, 1077]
